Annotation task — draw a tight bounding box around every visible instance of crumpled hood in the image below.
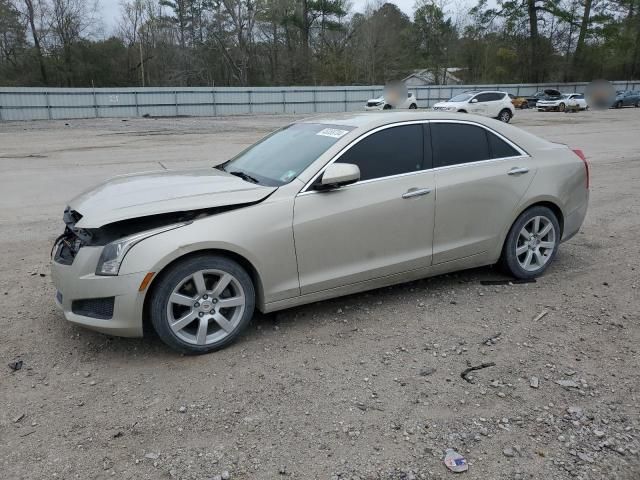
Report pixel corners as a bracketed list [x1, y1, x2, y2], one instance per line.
[69, 168, 277, 228]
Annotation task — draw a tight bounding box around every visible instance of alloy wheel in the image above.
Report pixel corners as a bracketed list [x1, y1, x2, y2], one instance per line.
[166, 269, 246, 345]
[515, 216, 556, 272]
[499, 110, 511, 122]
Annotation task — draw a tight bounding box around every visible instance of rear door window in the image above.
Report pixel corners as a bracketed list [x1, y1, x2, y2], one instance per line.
[474, 93, 493, 103]
[431, 123, 490, 167]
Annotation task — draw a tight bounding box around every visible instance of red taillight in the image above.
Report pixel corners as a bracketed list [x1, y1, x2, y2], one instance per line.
[572, 148, 589, 189]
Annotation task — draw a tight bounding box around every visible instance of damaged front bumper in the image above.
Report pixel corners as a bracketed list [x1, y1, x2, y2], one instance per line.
[51, 244, 146, 337]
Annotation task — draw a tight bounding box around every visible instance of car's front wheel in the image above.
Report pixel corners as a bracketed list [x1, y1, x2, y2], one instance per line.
[150, 254, 255, 354]
[500, 206, 560, 279]
[558, 102, 566, 112]
[409, 103, 417, 109]
[498, 109, 512, 123]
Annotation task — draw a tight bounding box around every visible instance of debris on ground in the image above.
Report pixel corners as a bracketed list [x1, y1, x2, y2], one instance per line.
[461, 362, 496, 383]
[419, 367, 436, 377]
[530, 376, 539, 388]
[532, 309, 549, 322]
[8, 359, 23, 371]
[480, 332, 501, 346]
[443, 448, 468, 473]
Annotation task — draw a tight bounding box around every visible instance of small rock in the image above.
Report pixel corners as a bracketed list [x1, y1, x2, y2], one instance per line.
[567, 406, 583, 417]
[497, 392, 506, 398]
[577, 452, 594, 463]
[530, 376, 539, 388]
[419, 367, 436, 377]
[593, 429, 605, 438]
[178, 406, 187, 413]
[555, 379, 579, 389]
[144, 453, 159, 460]
[221, 471, 230, 480]
[503, 447, 516, 457]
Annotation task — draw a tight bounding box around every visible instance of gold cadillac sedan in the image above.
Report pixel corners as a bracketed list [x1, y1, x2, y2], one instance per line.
[51, 111, 589, 354]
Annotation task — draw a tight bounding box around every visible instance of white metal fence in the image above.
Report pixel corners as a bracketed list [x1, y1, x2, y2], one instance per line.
[1, 81, 639, 121]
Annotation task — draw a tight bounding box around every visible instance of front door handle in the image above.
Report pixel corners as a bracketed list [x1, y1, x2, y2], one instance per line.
[402, 188, 432, 199]
[508, 167, 529, 175]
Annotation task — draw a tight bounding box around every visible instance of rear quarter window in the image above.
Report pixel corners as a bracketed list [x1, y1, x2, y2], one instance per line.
[487, 131, 521, 158]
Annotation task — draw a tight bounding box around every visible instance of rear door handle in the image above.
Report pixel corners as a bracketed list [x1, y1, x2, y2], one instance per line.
[402, 188, 432, 199]
[508, 167, 529, 175]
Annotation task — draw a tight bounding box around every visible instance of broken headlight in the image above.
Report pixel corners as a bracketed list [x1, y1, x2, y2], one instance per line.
[95, 223, 188, 276]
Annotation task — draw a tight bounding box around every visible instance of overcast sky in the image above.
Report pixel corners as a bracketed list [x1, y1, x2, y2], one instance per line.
[99, 0, 432, 35]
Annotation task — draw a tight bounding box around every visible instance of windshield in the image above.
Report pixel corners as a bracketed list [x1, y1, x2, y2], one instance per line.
[448, 93, 474, 102]
[219, 123, 354, 186]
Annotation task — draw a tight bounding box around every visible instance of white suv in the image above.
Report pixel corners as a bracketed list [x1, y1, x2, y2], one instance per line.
[432, 91, 515, 122]
[365, 93, 418, 110]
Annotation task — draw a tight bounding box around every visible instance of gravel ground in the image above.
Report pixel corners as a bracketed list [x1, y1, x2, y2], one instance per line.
[0, 109, 639, 480]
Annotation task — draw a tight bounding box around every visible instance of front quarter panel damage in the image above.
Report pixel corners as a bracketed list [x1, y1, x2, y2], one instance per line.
[119, 195, 300, 309]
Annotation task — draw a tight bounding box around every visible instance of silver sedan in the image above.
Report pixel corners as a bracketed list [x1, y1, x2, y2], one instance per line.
[51, 112, 589, 354]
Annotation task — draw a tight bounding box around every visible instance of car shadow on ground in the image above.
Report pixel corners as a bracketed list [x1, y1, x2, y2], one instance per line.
[63, 262, 548, 361]
[61, 247, 581, 362]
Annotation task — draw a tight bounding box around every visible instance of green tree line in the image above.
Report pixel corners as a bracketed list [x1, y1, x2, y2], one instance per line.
[1, 0, 639, 87]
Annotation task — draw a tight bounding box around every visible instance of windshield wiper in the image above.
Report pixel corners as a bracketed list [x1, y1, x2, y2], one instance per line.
[228, 170, 260, 184]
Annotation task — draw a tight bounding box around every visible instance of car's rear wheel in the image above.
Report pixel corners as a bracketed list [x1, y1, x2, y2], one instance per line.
[150, 254, 255, 354]
[409, 103, 417, 109]
[498, 109, 512, 123]
[500, 206, 560, 279]
[558, 102, 566, 112]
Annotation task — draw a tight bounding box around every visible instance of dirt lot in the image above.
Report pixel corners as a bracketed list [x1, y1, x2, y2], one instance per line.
[1, 109, 639, 480]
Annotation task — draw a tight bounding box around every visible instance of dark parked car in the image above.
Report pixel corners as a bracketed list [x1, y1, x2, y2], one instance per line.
[612, 90, 640, 108]
[526, 89, 562, 108]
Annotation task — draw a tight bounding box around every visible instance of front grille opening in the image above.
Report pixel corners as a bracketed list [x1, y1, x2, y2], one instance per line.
[72, 297, 115, 320]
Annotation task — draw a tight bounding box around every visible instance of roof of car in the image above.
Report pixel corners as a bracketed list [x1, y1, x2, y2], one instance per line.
[297, 110, 551, 153]
[298, 110, 498, 129]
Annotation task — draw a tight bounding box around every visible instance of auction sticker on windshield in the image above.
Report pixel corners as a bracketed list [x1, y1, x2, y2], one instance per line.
[316, 128, 350, 139]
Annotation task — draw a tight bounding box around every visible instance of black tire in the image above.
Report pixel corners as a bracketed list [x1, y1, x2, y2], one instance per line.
[383, 104, 393, 110]
[149, 254, 255, 354]
[500, 206, 561, 280]
[615, 101, 623, 109]
[409, 103, 417, 109]
[635, 100, 640, 108]
[558, 102, 566, 112]
[498, 109, 512, 123]
[457, 109, 467, 113]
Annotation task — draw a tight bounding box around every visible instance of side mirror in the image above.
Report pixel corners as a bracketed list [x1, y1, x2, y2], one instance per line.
[470, 98, 478, 103]
[316, 163, 360, 190]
